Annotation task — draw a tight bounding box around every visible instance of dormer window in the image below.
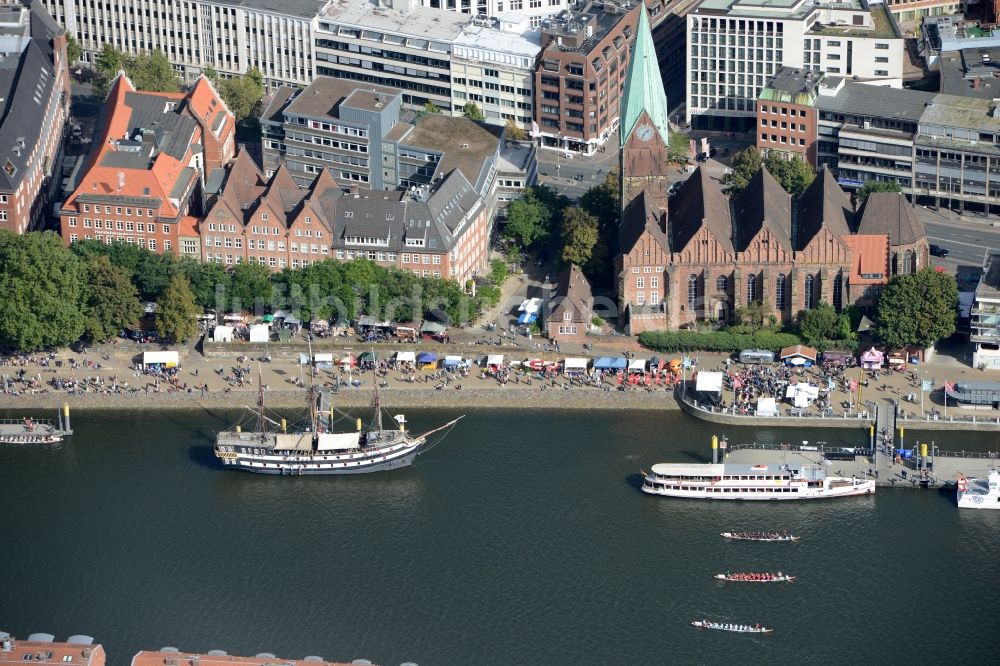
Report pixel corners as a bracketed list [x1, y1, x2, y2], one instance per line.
[345, 211, 354, 218]
[261, 213, 269, 221]
[305, 216, 312, 224]
[563, 312, 572, 321]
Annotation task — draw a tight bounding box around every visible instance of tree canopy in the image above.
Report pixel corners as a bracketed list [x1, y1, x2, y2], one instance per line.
[505, 118, 527, 142]
[94, 46, 181, 95]
[855, 180, 902, 206]
[462, 102, 485, 121]
[155, 274, 201, 343]
[722, 147, 815, 197]
[560, 206, 599, 266]
[503, 186, 565, 250]
[82, 256, 143, 344]
[0, 232, 86, 351]
[876, 268, 958, 349]
[668, 130, 692, 162]
[66, 36, 81, 65]
[210, 68, 265, 123]
[797, 302, 838, 346]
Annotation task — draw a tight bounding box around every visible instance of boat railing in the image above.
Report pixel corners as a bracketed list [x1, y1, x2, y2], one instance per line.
[0, 418, 57, 426]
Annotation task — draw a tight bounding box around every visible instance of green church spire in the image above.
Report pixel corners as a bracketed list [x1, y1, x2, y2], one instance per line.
[620, 6, 669, 145]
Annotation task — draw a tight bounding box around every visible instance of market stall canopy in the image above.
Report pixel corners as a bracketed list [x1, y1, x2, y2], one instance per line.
[359, 351, 377, 363]
[486, 354, 505, 367]
[780, 345, 817, 363]
[212, 325, 234, 342]
[317, 433, 360, 451]
[395, 351, 416, 363]
[860, 347, 884, 365]
[594, 357, 628, 370]
[357, 315, 391, 328]
[628, 358, 647, 372]
[785, 383, 820, 407]
[284, 315, 301, 326]
[756, 397, 778, 417]
[142, 351, 179, 367]
[248, 324, 270, 342]
[564, 357, 589, 370]
[417, 352, 438, 364]
[695, 371, 724, 393]
[443, 355, 463, 367]
[313, 353, 334, 363]
[419, 320, 448, 334]
[516, 312, 538, 325]
[518, 297, 542, 313]
[262, 314, 274, 323]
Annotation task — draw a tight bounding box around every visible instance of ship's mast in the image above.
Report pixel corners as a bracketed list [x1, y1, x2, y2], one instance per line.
[373, 380, 383, 431]
[256, 363, 266, 434]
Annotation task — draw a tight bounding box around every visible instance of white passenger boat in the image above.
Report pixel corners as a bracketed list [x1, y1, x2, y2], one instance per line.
[641, 462, 875, 500]
[720, 531, 800, 542]
[957, 471, 1000, 509]
[714, 572, 795, 583]
[691, 620, 772, 634]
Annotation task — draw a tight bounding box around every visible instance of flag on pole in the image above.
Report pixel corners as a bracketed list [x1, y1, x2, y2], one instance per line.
[700, 137, 709, 155]
[944, 380, 956, 393]
[921, 379, 933, 392]
[530, 120, 539, 138]
[689, 139, 697, 157]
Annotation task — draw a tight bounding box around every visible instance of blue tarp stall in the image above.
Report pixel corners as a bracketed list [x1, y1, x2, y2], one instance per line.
[417, 352, 438, 367]
[517, 312, 538, 325]
[593, 357, 628, 370]
[443, 355, 463, 367]
[298, 353, 310, 365]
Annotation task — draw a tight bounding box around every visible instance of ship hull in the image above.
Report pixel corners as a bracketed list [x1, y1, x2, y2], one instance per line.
[226, 448, 420, 475]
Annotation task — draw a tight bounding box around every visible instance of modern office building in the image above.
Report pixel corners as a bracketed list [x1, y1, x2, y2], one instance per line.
[685, 0, 904, 130]
[38, 0, 324, 88]
[59, 73, 236, 252]
[0, 0, 70, 235]
[313, 0, 539, 123]
[883, 0, 958, 23]
[533, 0, 642, 154]
[755, 68, 822, 166]
[415, 0, 572, 27]
[971, 252, 1000, 370]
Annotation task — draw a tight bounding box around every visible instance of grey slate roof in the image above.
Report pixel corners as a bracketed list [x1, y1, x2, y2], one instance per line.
[794, 166, 852, 250]
[855, 192, 926, 246]
[731, 167, 792, 252]
[670, 167, 734, 253]
[210, 0, 328, 19]
[551, 264, 593, 324]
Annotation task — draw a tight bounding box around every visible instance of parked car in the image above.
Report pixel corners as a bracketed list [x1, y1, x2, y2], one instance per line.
[930, 244, 950, 257]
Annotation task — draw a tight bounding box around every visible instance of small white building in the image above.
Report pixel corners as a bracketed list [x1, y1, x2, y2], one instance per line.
[972, 253, 1000, 369]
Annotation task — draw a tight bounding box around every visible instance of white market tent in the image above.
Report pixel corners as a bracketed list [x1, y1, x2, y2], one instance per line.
[313, 353, 334, 363]
[396, 351, 416, 363]
[695, 371, 724, 393]
[248, 324, 270, 342]
[755, 397, 779, 417]
[564, 358, 588, 371]
[486, 354, 505, 367]
[212, 325, 235, 342]
[627, 358, 647, 373]
[785, 383, 820, 408]
[142, 351, 179, 367]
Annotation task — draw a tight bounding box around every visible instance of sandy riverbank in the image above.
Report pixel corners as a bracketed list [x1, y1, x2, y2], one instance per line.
[0, 385, 683, 412]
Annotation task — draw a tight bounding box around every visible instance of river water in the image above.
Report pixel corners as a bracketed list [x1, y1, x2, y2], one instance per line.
[2, 407, 999, 665]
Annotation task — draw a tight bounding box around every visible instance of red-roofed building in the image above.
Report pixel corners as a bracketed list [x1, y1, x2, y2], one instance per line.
[0, 632, 105, 666]
[59, 73, 235, 253]
[842, 233, 891, 309]
[130, 649, 375, 666]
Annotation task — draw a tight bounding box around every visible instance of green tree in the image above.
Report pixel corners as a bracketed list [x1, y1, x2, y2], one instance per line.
[505, 118, 527, 142]
[82, 256, 143, 343]
[797, 302, 838, 346]
[580, 168, 620, 231]
[764, 153, 815, 197]
[488, 258, 509, 286]
[721, 146, 764, 194]
[855, 180, 902, 207]
[180, 258, 230, 310]
[95, 44, 124, 77]
[155, 274, 200, 343]
[66, 36, 82, 66]
[734, 299, 771, 333]
[127, 49, 181, 93]
[423, 100, 441, 114]
[216, 68, 265, 123]
[463, 101, 485, 121]
[0, 232, 86, 351]
[668, 130, 692, 162]
[875, 268, 958, 349]
[560, 206, 599, 266]
[229, 262, 273, 310]
[504, 196, 549, 249]
[202, 66, 219, 81]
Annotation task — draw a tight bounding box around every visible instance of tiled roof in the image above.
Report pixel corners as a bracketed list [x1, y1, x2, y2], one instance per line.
[0, 637, 105, 666]
[130, 651, 361, 666]
[842, 233, 890, 285]
[551, 264, 594, 323]
[855, 192, 926, 246]
[794, 167, 853, 250]
[731, 167, 791, 251]
[670, 167, 733, 252]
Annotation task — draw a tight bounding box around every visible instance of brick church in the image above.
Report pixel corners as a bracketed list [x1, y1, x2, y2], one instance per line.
[615, 8, 929, 335]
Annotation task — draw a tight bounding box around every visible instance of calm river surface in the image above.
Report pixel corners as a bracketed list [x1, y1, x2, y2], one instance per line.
[2, 407, 999, 665]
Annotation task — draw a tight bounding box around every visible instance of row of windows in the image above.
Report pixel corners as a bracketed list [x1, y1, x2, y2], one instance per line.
[81, 204, 155, 216]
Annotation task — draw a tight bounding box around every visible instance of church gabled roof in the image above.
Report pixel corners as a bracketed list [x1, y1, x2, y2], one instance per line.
[732, 167, 792, 252]
[794, 167, 853, 250]
[855, 191, 926, 246]
[619, 7, 669, 146]
[619, 189, 670, 256]
[670, 167, 733, 253]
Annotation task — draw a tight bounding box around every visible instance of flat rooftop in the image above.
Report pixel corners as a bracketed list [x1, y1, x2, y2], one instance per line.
[131, 651, 364, 666]
[815, 82, 933, 122]
[210, 0, 328, 19]
[453, 22, 541, 60]
[938, 47, 1000, 100]
[285, 76, 400, 119]
[319, 0, 469, 42]
[403, 114, 501, 184]
[977, 252, 1000, 300]
[921, 94, 1000, 132]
